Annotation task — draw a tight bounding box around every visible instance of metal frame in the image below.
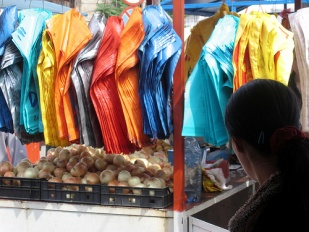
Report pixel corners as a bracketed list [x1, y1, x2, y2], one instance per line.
[162, 0, 304, 16]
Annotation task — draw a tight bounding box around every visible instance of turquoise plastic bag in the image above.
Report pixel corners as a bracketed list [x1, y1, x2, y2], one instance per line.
[12, 9, 52, 135]
[182, 15, 239, 146]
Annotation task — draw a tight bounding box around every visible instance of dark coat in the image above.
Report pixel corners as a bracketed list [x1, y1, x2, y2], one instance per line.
[228, 172, 309, 232]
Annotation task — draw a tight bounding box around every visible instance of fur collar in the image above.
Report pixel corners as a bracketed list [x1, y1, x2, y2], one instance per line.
[228, 172, 282, 232]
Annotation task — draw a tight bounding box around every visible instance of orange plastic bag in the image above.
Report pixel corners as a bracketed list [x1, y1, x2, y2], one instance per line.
[46, 9, 92, 142]
[90, 16, 136, 154]
[115, 7, 151, 148]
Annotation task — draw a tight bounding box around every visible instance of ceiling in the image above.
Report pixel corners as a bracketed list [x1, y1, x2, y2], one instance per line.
[160, 0, 299, 16]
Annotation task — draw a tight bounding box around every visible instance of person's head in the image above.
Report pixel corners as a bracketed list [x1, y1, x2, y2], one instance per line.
[225, 79, 301, 155]
[225, 79, 309, 207]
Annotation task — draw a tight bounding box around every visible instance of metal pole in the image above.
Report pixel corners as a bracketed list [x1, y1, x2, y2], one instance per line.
[173, 0, 185, 213]
[294, 0, 302, 11]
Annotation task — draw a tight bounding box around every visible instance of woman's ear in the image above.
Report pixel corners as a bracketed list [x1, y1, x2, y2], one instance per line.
[232, 137, 245, 153]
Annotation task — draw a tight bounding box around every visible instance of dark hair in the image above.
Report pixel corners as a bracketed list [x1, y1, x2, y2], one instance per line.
[225, 79, 301, 153]
[225, 79, 309, 209]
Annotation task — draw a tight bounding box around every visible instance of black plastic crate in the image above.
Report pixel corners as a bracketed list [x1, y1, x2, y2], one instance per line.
[100, 185, 173, 208]
[0, 177, 41, 201]
[41, 180, 101, 205]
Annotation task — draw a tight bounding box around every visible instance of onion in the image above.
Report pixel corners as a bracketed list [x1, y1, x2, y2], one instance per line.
[48, 177, 63, 183]
[16, 161, 32, 174]
[69, 156, 80, 163]
[148, 156, 162, 165]
[131, 166, 145, 176]
[118, 181, 130, 194]
[80, 156, 94, 169]
[138, 151, 150, 159]
[144, 177, 162, 196]
[66, 159, 78, 172]
[104, 153, 116, 164]
[132, 183, 146, 195]
[3, 171, 16, 186]
[56, 159, 68, 169]
[132, 158, 149, 168]
[144, 177, 162, 188]
[36, 159, 47, 170]
[141, 146, 155, 156]
[94, 148, 105, 158]
[58, 148, 71, 161]
[99, 169, 115, 184]
[154, 151, 168, 163]
[68, 146, 79, 157]
[0, 161, 14, 176]
[155, 169, 167, 181]
[24, 167, 37, 179]
[62, 172, 73, 181]
[113, 155, 126, 167]
[157, 177, 166, 188]
[107, 179, 118, 193]
[105, 164, 117, 171]
[117, 170, 131, 182]
[63, 177, 81, 191]
[147, 164, 161, 176]
[37, 169, 53, 180]
[42, 161, 56, 173]
[94, 158, 109, 171]
[123, 163, 136, 172]
[20, 158, 32, 164]
[74, 144, 88, 154]
[63, 176, 81, 184]
[48, 177, 63, 189]
[162, 166, 173, 180]
[137, 173, 151, 183]
[128, 176, 141, 187]
[79, 150, 91, 159]
[84, 172, 100, 184]
[53, 167, 66, 178]
[70, 162, 88, 177]
[33, 166, 40, 174]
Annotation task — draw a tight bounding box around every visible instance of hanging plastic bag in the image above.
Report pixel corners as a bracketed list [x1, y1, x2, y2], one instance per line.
[115, 7, 151, 149]
[12, 8, 52, 136]
[0, 5, 18, 56]
[47, 9, 92, 142]
[70, 12, 105, 147]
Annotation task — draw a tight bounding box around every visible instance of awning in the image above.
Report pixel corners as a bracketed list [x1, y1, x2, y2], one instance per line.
[161, 0, 301, 16]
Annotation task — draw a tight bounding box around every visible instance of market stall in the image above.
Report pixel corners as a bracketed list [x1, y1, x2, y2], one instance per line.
[0, 0, 306, 231]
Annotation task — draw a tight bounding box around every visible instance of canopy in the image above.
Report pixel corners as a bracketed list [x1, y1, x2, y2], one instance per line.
[161, 0, 302, 16]
[0, 0, 87, 16]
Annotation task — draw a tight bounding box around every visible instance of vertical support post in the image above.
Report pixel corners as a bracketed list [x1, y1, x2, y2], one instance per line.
[145, 0, 186, 230]
[294, 0, 302, 11]
[173, 0, 185, 213]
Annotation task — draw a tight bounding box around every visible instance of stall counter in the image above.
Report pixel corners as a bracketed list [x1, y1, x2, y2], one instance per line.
[0, 172, 255, 232]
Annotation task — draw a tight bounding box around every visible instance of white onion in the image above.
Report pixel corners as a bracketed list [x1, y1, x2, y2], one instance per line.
[117, 170, 131, 182]
[128, 176, 141, 187]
